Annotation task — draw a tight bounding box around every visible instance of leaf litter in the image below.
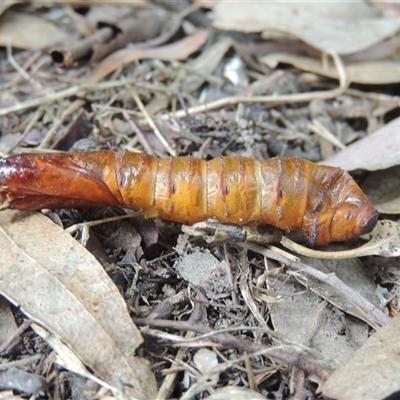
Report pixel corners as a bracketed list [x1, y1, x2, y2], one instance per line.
[0, 210, 156, 399]
[0, 1, 399, 399]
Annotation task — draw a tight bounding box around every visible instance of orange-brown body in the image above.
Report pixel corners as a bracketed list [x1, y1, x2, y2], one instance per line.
[0, 151, 378, 246]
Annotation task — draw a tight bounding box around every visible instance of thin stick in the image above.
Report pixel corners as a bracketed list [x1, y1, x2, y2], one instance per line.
[136, 320, 338, 380]
[8, 108, 44, 153]
[308, 119, 346, 150]
[39, 99, 86, 149]
[239, 242, 390, 329]
[65, 212, 142, 234]
[0, 78, 139, 117]
[0, 354, 41, 371]
[131, 89, 176, 156]
[155, 331, 196, 400]
[163, 50, 348, 119]
[0, 319, 32, 354]
[122, 111, 154, 155]
[6, 41, 31, 81]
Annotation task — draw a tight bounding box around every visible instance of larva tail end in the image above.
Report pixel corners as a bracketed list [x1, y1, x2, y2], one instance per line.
[0, 153, 122, 210]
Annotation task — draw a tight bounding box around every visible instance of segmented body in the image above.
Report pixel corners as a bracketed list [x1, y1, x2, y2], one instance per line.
[0, 151, 378, 245]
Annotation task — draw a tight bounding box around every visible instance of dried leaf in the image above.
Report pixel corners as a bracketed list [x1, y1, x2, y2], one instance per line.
[0, 0, 20, 17]
[281, 220, 400, 258]
[204, 387, 266, 400]
[367, 1, 400, 16]
[203, 1, 379, 20]
[32, 324, 114, 392]
[213, 2, 400, 55]
[362, 165, 400, 214]
[182, 36, 232, 93]
[323, 116, 400, 171]
[0, 11, 70, 50]
[0, 368, 46, 394]
[269, 282, 369, 364]
[357, 220, 400, 257]
[322, 314, 400, 400]
[268, 246, 379, 350]
[262, 53, 400, 85]
[89, 30, 208, 82]
[300, 255, 380, 330]
[0, 210, 156, 399]
[0, 297, 18, 345]
[42, 0, 149, 7]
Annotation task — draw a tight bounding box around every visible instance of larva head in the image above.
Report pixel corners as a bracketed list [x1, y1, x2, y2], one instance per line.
[302, 168, 378, 246]
[323, 197, 378, 245]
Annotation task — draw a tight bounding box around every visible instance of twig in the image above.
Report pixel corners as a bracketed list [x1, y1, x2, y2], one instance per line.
[6, 41, 31, 81]
[8, 108, 44, 153]
[239, 249, 268, 327]
[122, 111, 154, 155]
[163, 50, 348, 119]
[239, 242, 390, 329]
[134, 3, 202, 50]
[136, 319, 338, 380]
[0, 354, 41, 371]
[0, 319, 32, 354]
[130, 89, 176, 156]
[0, 78, 139, 117]
[65, 212, 141, 235]
[39, 99, 86, 149]
[223, 244, 239, 306]
[308, 119, 346, 150]
[156, 331, 196, 400]
[244, 352, 257, 391]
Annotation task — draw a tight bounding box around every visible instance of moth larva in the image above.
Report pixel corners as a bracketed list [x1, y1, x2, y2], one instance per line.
[0, 151, 378, 246]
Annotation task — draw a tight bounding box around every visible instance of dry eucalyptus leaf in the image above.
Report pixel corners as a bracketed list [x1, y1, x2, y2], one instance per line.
[0, 368, 46, 395]
[299, 255, 380, 330]
[268, 279, 369, 364]
[244, 240, 389, 328]
[324, 116, 400, 171]
[268, 255, 379, 352]
[183, 36, 232, 94]
[359, 220, 400, 257]
[213, 2, 400, 55]
[89, 30, 208, 82]
[281, 220, 400, 258]
[273, 1, 379, 20]
[362, 165, 400, 214]
[280, 237, 373, 259]
[0, 11, 70, 50]
[0, 296, 18, 345]
[262, 53, 400, 84]
[0, 0, 20, 17]
[45, 0, 149, 6]
[0, 210, 156, 400]
[32, 324, 114, 392]
[322, 314, 400, 400]
[368, 1, 400, 15]
[204, 387, 266, 400]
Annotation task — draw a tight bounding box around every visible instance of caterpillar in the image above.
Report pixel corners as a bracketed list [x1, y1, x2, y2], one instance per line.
[0, 151, 378, 246]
